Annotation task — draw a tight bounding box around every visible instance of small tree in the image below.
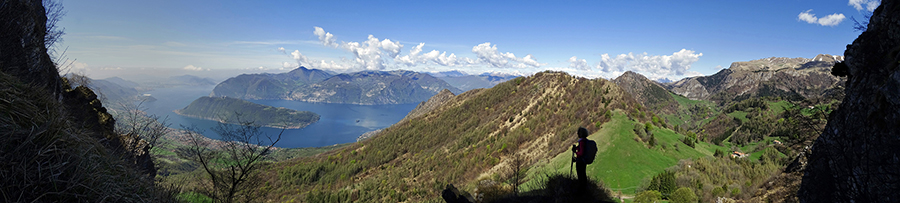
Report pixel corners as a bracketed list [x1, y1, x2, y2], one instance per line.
[634, 190, 661, 203]
[670, 187, 698, 203]
[504, 153, 529, 197]
[182, 116, 283, 203]
[116, 99, 170, 156]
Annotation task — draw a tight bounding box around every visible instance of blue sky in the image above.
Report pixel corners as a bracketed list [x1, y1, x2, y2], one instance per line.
[57, 0, 878, 80]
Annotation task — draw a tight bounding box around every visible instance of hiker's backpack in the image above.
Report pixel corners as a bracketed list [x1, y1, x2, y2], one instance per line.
[582, 139, 598, 164]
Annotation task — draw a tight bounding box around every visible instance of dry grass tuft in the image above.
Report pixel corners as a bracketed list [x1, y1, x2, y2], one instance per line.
[0, 72, 177, 202]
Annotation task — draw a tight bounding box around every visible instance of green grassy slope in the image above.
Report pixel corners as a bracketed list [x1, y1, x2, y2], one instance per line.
[527, 110, 712, 194]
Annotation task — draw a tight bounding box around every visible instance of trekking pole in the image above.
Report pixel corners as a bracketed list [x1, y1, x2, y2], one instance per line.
[570, 147, 575, 177]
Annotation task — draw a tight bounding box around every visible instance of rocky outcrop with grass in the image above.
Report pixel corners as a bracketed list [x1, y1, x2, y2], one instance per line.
[798, 1, 900, 202]
[0, 0, 172, 201]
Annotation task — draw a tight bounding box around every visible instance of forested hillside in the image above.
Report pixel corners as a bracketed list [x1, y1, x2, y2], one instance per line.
[177, 96, 320, 129]
[265, 71, 641, 202]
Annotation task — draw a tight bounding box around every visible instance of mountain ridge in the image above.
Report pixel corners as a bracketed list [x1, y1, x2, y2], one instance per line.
[213, 67, 461, 105]
[666, 54, 845, 103]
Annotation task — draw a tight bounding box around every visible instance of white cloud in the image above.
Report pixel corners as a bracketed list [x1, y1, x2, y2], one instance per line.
[394, 43, 475, 67]
[304, 27, 541, 72]
[798, 9, 818, 24]
[577, 49, 702, 80]
[567, 56, 590, 70]
[278, 47, 286, 54]
[817, 13, 846, 26]
[379, 38, 403, 57]
[313, 27, 338, 47]
[282, 62, 299, 70]
[183, 65, 208, 71]
[798, 9, 845, 26]
[291, 49, 353, 71]
[291, 50, 309, 64]
[471, 42, 543, 68]
[849, 0, 880, 12]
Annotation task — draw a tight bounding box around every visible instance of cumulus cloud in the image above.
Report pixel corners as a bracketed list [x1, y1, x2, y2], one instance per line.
[313, 27, 337, 47]
[290, 49, 353, 71]
[471, 42, 543, 68]
[302, 27, 542, 72]
[567, 56, 590, 70]
[798, 9, 845, 26]
[849, 0, 880, 12]
[282, 62, 299, 70]
[278, 47, 286, 54]
[575, 49, 703, 80]
[394, 43, 476, 67]
[183, 65, 208, 71]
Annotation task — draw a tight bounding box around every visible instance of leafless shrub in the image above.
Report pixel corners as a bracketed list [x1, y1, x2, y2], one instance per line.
[181, 115, 283, 203]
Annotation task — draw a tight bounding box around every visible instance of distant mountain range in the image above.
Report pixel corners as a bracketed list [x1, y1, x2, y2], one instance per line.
[666, 54, 845, 104]
[211, 67, 461, 105]
[429, 70, 522, 92]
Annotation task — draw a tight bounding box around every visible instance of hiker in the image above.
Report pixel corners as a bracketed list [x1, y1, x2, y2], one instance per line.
[571, 127, 597, 189]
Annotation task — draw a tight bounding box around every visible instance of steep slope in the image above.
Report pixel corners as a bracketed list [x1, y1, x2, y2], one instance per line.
[176, 96, 320, 129]
[0, 1, 171, 201]
[667, 54, 845, 104]
[798, 1, 900, 201]
[399, 88, 457, 123]
[210, 66, 332, 99]
[614, 71, 678, 114]
[270, 71, 641, 202]
[288, 70, 461, 105]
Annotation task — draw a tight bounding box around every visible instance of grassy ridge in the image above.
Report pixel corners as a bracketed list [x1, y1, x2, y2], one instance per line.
[526, 110, 711, 194]
[265, 71, 641, 202]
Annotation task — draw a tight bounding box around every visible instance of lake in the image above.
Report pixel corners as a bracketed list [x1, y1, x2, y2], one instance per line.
[141, 85, 418, 148]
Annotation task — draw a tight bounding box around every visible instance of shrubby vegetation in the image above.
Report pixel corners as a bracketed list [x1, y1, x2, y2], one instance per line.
[268, 71, 637, 201]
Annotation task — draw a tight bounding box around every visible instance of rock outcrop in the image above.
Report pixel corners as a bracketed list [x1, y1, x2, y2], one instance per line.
[0, 0, 63, 96]
[798, 1, 900, 202]
[0, 0, 156, 177]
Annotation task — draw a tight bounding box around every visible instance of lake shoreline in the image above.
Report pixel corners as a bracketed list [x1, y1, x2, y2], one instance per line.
[173, 109, 313, 129]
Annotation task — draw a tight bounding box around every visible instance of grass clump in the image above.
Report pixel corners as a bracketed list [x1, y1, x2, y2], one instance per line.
[0, 72, 176, 202]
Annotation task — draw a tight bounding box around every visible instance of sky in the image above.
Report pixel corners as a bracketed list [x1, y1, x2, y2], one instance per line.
[56, 0, 878, 80]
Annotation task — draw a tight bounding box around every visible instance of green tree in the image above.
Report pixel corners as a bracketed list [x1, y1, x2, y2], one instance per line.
[670, 187, 698, 203]
[647, 171, 676, 199]
[634, 190, 662, 203]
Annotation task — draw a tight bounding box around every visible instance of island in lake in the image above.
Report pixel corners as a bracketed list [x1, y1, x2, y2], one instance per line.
[176, 96, 320, 129]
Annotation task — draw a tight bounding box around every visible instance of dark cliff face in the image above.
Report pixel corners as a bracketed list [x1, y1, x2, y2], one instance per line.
[798, 1, 900, 202]
[0, 0, 62, 95]
[0, 0, 156, 176]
